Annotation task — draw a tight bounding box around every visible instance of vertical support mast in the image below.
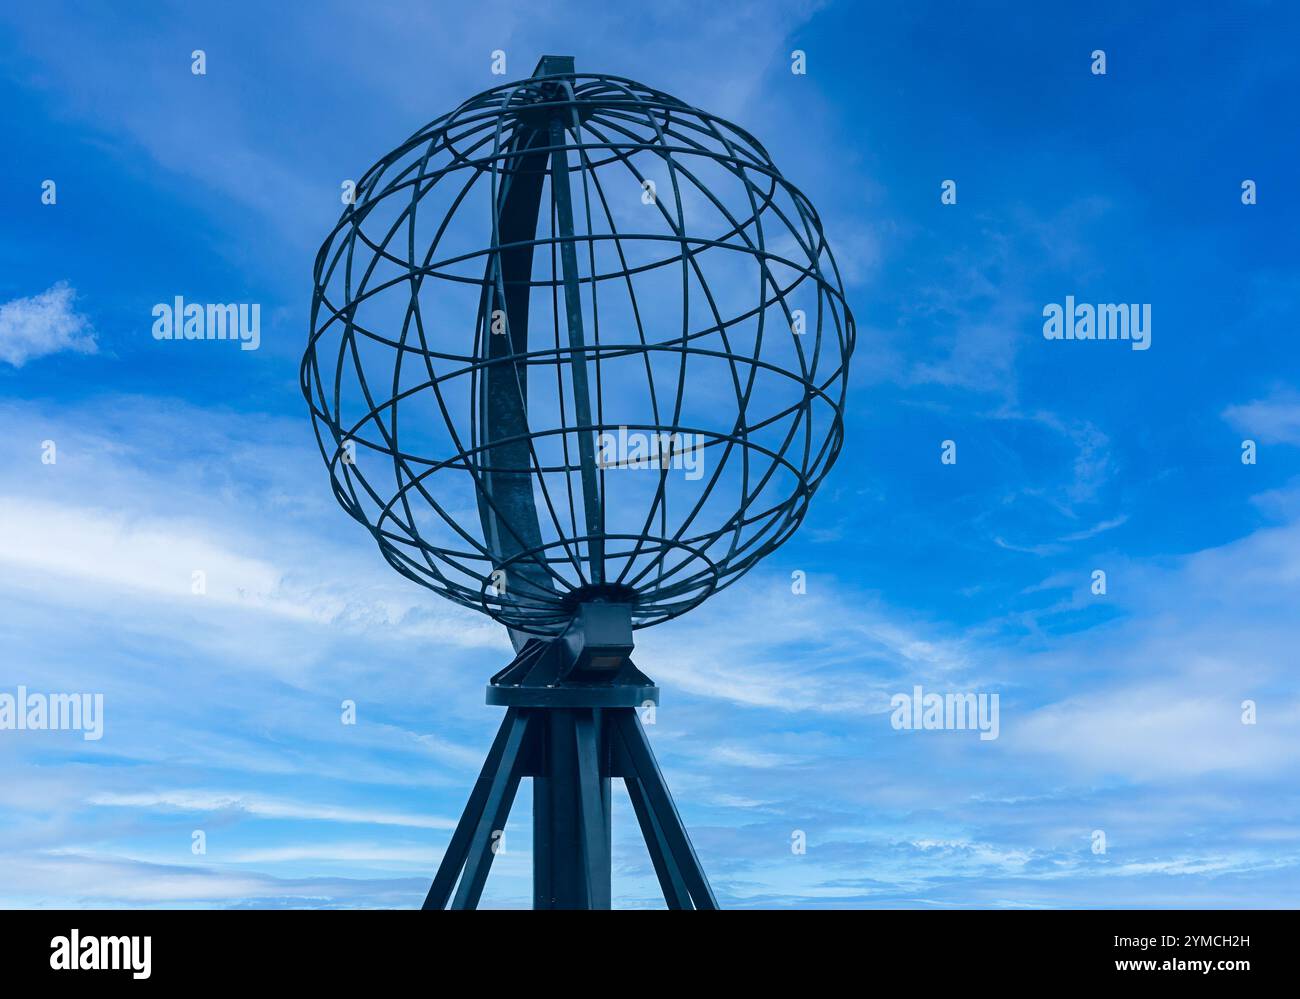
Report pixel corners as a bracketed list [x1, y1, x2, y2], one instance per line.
[541, 56, 605, 585]
[478, 119, 554, 650]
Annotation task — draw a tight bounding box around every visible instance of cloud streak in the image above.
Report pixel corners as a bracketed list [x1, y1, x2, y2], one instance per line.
[0, 283, 97, 367]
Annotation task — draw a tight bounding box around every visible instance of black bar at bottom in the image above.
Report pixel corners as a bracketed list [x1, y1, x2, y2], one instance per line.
[0, 910, 1285, 987]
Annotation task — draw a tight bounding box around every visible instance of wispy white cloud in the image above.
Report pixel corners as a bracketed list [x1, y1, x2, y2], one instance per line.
[1059, 515, 1128, 542]
[88, 790, 457, 830]
[223, 843, 438, 865]
[638, 581, 971, 714]
[0, 478, 505, 657]
[1015, 687, 1300, 779]
[706, 744, 804, 768]
[0, 851, 435, 908]
[0, 283, 97, 367]
[1223, 389, 1300, 446]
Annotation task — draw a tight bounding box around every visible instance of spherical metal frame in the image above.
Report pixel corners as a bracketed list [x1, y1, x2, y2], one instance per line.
[302, 65, 854, 639]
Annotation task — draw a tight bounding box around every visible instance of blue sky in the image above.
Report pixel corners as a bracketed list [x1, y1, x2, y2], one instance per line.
[2, 0, 1299, 908]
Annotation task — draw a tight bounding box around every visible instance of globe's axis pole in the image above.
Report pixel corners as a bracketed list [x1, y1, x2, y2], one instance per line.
[542, 57, 605, 584]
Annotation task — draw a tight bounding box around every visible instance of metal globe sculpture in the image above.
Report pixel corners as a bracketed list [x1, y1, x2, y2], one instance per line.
[302, 57, 853, 910]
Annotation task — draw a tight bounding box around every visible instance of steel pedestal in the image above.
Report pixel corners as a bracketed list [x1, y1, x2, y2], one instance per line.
[422, 660, 717, 910]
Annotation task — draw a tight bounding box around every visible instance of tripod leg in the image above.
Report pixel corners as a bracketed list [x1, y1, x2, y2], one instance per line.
[613, 710, 719, 910]
[574, 710, 611, 908]
[449, 709, 531, 909]
[423, 707, 521, 910]
[624, 776, 691, 909]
